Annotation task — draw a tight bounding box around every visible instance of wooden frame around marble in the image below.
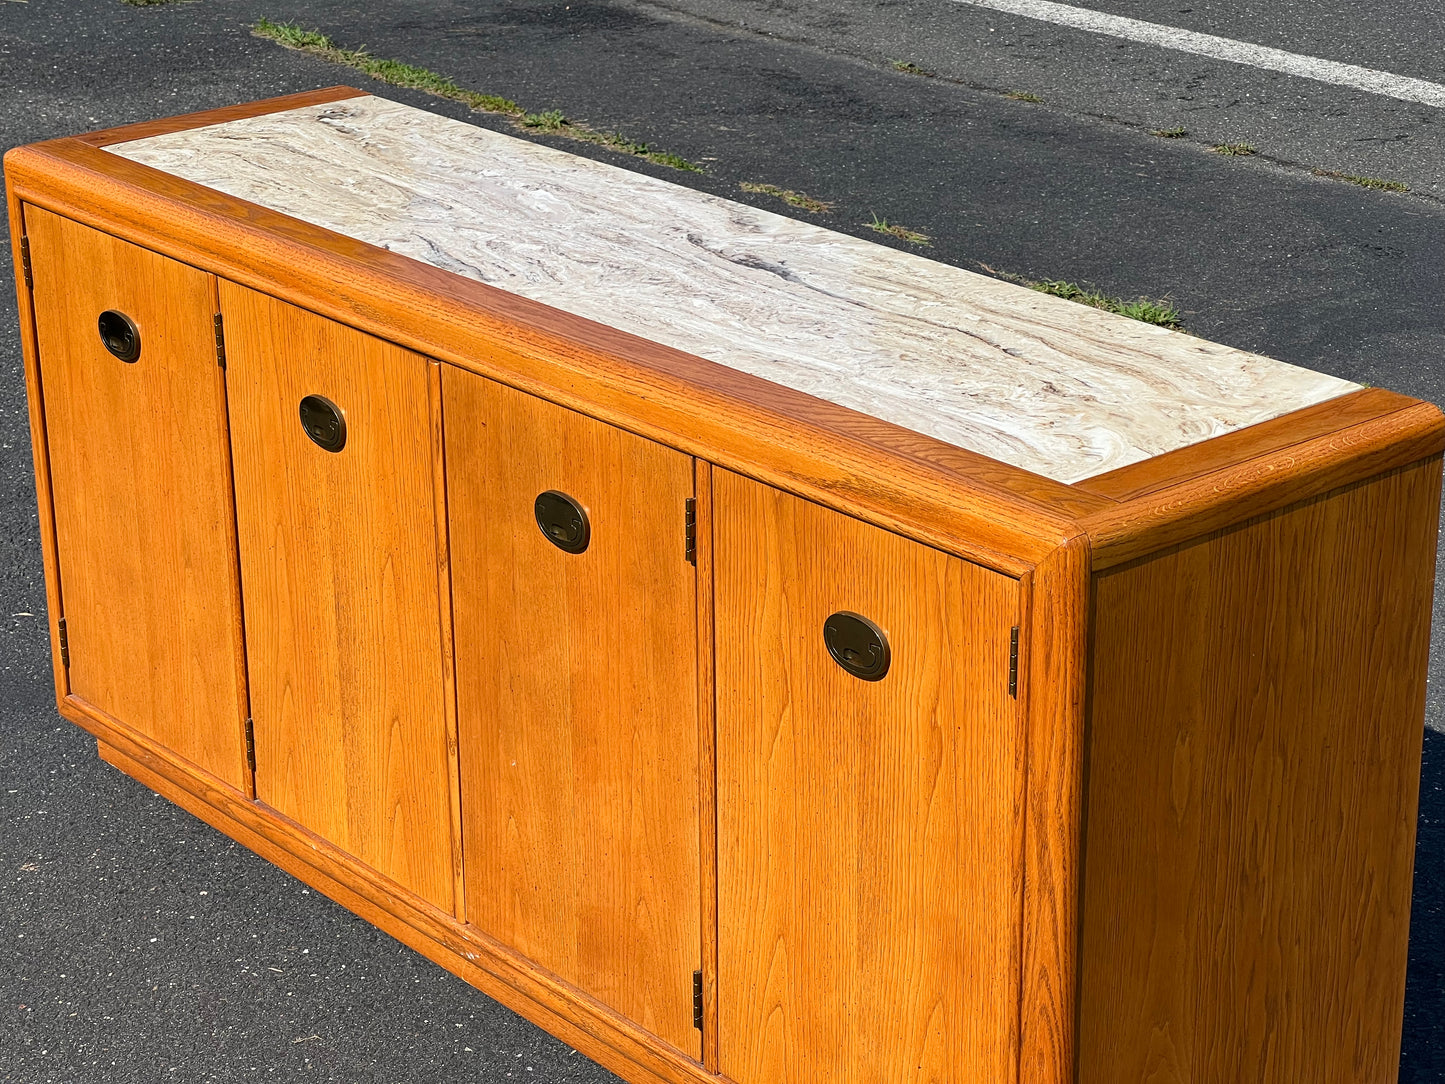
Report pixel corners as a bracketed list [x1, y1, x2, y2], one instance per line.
[8, 89, 1445, 1084]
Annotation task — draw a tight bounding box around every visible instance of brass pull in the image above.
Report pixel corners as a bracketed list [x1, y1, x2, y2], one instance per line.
[534, 490, 590, 554]
[299, 395, 347, 453]
[824, 611, 890, 681]
[97, 310, 140, 363]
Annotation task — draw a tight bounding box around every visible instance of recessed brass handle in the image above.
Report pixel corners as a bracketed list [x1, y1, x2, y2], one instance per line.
[97, 310, 140, 363]
[534, 490, 590, 554]
[299, 394, 347, 453]
[824, 611, 890, 681]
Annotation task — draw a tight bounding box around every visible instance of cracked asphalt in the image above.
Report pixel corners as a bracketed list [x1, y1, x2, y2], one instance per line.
[2, 1, 1443, 1080]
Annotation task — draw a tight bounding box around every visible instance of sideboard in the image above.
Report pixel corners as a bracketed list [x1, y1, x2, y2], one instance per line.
[7, 86, 1440, 1084]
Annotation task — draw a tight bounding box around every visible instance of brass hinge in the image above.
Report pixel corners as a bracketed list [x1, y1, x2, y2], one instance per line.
[57, 617, 69, 669]
[213, 313, 226, 369]
[692, 969, 704, 1033]
[20, 236, 33, 290]
[1008, 626, 1019, 698]
[244, 717, 257, 774]
[684, 497, 697, 566]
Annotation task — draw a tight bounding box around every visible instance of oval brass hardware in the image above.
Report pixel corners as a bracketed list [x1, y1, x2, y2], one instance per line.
[824, 611, 890, 681]
[299, 394, 347, 453]
[97, 310, 140, 363]
[534, 490, 590, 554]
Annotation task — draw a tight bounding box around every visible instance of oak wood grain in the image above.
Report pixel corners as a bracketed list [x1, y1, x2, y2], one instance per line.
[4, 137, 1095, 575]
[1082, 401, 1445, 569]
[714, 469, 1022, 1084]
[220, 281, 456, 912]
[428, 359, 467, 921]
[1076, 387, 1417, 501]
[693, 461, 720, 1072]
[1016, 533, 1090, 1084]
[444, 367, 702, 1055]
[25, 206, 250, 788]
[94, 740, 688, 1084]
[1078, 458, 1441, 1083]
[9, 196, 68, 704]
[209, 273, 258, 799]
[71, 699, 726, 1084]
[11, 95, 1442, 1084]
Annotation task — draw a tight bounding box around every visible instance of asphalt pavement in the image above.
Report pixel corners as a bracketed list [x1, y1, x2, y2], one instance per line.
[1, 0, 1443, 1080]
[625, 0, 1445, 195]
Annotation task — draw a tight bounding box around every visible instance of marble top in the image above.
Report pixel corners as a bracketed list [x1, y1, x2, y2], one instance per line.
[106, 94, 1358, 484]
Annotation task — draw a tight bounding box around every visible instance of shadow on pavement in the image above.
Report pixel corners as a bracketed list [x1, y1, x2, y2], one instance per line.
[1403, 726, 1445, 1081]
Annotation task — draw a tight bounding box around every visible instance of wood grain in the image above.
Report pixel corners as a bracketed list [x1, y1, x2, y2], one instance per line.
[13, 95, 1442, 1084]
[4, 137, 1096, 576]
[210, 273, 258, 799]
[444, 368, 702, 1055]
[428, 359, 467, 921]
[693, 461, 720, 1072]
[68, 696, 727, 1084]
[1078, 458, 1441, 1083]
[1076, 387, 1417, 501]
[220, 281, 456, 912]
[9, 196, 69, 704]
[25, 206, 250, 788]
[1016, 533, 1090, 1084]
[714, 469, 1022, 1084]
[73, 86, 366, 147]
[1082, 401, 1445, 569]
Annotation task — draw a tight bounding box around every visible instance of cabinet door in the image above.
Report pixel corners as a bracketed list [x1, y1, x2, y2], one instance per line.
[715, 470, 1021, 1084]
[220, 282, 458, 912]
[26, 207, 250, 789]
[444, 367, 701, 1054]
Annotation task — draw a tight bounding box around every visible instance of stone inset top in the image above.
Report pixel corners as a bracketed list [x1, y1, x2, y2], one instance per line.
[106, 93, 1357, 484]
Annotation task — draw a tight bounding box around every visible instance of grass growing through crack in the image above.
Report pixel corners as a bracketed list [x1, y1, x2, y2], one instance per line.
[740, 182, 834, 214]
[865, 214, 930, 245]
[252, 18, 703, 172]
[1312, 169, 1409, 193]
[1036, 280, 1182, 327]
[520, 109, 567, 131]
[891, 60, 935, 77]
[1004, 90, 1044, 103]
[1152, 126, 1187, 138]
[1211, 141, 1256, 156]
[979, 264, 1184, 329]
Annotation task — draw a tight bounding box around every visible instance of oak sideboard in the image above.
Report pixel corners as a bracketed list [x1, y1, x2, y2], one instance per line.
[7, 87, 1441, 1084]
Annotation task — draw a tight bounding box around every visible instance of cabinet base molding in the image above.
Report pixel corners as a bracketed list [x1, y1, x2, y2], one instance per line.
[78, 699, 719, 1084]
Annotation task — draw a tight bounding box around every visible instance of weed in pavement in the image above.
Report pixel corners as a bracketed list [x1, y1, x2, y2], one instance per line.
[520, 109, 568, 132]
[1312, 169, 1408, 193]
[1152, 126, 1187, 138]
[865, 214, 930, 245]
[740, 182, 834, 214]
[1036, 280, 1182, 328]
[1005, 90, 1044, 103]
[891, 60, 935, 77]
[1211, 142, 1257, 156]
[253, 18, 702, 172]
[978, 264, 1184, 330]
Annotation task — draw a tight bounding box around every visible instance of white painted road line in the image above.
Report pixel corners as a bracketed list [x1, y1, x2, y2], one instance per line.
[949, 0, 1445, 109]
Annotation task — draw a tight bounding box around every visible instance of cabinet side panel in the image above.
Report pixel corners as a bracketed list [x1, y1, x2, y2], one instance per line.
[715, 469, 1021, 1084]
[25, 206, 249, 788]
[10, 195, 69, 705]
[445, 366, 701, 1054]
[1079, 458, 1441, 1083]
[220, 281, 455, 911]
